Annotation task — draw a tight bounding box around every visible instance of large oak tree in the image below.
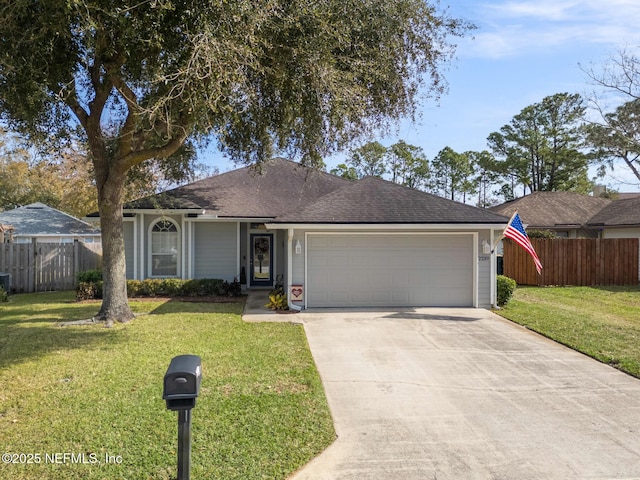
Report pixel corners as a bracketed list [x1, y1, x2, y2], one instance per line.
[0, 0, 470, 325]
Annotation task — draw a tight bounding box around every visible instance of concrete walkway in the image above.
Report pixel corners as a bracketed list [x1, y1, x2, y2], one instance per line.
[280, 308, 640, 480]
[242, 289, 301, 322]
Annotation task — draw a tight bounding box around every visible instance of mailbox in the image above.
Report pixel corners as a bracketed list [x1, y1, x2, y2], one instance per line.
[163, 354, 202, 411]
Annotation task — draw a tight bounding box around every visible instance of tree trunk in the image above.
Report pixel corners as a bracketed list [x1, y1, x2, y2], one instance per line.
[95, 167, 135, 327]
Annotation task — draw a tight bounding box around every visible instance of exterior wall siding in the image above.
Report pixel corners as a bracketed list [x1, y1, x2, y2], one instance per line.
[275, 230, 286, 285]
[193, 222, 238, 281]
[122, 218, 496, 305]
[476, 229, 492, 308]
[602, 227, 640, 239]
[292, 230, 306, 286]
[123, 220, 134, 279]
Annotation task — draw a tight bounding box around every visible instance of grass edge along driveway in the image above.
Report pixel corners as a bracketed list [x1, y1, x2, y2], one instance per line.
[496, 285, 640, 379]
[0, 292, 335, 480]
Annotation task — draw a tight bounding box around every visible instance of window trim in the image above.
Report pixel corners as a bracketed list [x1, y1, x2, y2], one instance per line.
[148, 218, 181, 278]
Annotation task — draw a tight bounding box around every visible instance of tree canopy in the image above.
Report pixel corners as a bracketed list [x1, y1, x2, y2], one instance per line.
[586, 99, 640, 182]
[330, 140, 430, 189]
[431, 146, 475, 201]
[487, 93, 591, 195]
[0, 0, 471, 324]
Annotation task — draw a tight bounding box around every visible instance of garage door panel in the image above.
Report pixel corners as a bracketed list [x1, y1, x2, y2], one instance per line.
[330, 255, 351, 267]
[391, 291, 411, 304]
[308, 252, 328, 267]
[307, 234, 473, 308]
[390, 271, 410, 287]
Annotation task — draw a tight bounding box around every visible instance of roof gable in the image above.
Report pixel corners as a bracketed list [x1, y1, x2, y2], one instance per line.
[125, 158, 351, 217]
[0, 203, 100, 236]
[273, 176, 509, 224]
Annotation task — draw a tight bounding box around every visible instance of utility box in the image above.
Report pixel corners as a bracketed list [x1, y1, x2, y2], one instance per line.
[163, 355, 202, 411]
[0, 273, 10, 293]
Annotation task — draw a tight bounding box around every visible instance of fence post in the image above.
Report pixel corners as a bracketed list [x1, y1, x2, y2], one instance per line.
[30, 239, 37, 293]
[74, 240, 80, 288]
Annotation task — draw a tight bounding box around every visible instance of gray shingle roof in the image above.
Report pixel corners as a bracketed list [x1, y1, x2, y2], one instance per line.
[122, 159, 508, 224]
[273, 176, 510, 224]
[489, 192, 613, 228]
[0, 203, 101, 237]
[124, 158, 351, 217]
[587, 196, 640, 227]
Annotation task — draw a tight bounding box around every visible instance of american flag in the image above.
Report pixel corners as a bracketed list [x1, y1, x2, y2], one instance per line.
[504, 212, 543, 274]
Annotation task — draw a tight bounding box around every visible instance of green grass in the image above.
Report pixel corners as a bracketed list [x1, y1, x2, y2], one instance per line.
[0, 292, 335, 479]
[497, 285, 640, 378]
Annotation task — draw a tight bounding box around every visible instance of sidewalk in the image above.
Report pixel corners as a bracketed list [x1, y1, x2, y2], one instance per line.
[242, 289, 301, 323]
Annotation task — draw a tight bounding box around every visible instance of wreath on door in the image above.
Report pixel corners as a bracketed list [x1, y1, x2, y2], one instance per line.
[255, 238, 269, 255]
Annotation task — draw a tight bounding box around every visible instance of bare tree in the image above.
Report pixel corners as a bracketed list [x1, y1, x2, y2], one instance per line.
[582, 47, 640, 184]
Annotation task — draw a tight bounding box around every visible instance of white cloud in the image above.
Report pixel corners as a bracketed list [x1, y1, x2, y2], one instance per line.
[484, 0, 580, 21]
[461, 0, 640, 59]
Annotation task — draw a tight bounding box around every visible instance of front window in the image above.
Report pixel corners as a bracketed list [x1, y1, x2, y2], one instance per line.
[151, 219, 179, 277]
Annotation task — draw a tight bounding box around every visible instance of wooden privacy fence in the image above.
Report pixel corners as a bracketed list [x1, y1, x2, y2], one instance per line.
[0, 241, 102, 293]
[503, 238, 639, 286]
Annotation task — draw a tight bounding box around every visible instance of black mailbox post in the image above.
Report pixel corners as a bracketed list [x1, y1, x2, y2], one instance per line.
[163, 355, 202, 480]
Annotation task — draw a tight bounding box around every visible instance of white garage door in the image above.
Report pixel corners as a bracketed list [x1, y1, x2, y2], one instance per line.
[307, 234, 474, 308]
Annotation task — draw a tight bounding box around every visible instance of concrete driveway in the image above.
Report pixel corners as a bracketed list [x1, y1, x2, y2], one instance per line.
[288, 308, 640, 480]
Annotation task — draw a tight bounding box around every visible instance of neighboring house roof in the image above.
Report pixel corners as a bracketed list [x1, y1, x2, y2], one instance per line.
[587, 196, 640, 227]
[273, 176, 509, 224]
[0, 203, 101, 237]
[617, 192, 640, 200]
[489, 192, 613, 229]
[123, 158, 351, 218]
[121, 158, 509, 225]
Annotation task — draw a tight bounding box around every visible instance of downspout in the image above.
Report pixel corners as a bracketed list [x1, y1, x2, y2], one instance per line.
[287, 228, 302, 311]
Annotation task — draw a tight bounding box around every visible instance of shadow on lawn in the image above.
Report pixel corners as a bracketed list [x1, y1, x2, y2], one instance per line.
[0, 322, 124, 370]
[0, 295, 245, 369]
[0, 297, 122, 369]
[0, 302, 101, 328]
[146, 297, 245, 316]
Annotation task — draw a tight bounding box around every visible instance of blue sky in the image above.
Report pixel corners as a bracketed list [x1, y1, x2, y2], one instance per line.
[205, 0, 640, 192]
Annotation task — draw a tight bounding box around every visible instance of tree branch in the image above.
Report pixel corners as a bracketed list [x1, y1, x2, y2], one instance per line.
[111, 76, 140, 159]
[63, 80, 89, 130]
[119, 130, 189, 170]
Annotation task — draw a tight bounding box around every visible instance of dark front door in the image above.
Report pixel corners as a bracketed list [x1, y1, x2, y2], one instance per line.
[250, 234, 273, 287]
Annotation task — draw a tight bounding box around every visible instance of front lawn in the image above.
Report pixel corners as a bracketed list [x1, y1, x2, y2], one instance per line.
[497, 285, 640, 378]
[0, 292, 334, 480]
